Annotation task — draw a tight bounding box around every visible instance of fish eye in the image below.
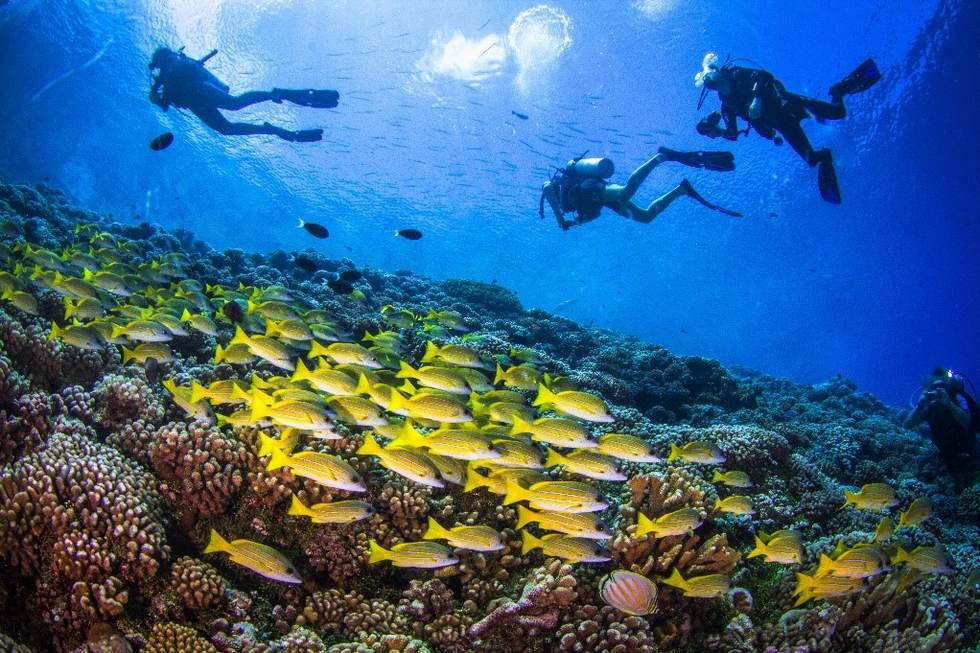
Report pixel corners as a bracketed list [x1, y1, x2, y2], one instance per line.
[597, 521, 607, 530]
[352, 473, 362, 483]
[488, 443, 496, 450]
[366, 506, 375, 514]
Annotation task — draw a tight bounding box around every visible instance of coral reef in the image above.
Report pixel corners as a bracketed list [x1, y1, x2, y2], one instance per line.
[0, 180, 977, 653]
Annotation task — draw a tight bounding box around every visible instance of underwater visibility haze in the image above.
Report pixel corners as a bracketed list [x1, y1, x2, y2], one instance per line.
[0, 0, 979, 651]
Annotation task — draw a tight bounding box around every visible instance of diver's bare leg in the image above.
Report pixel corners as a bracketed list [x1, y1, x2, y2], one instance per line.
[625, 185, 687, 224]
[192, 107, 295, 139]
[618, 153, 668, 201]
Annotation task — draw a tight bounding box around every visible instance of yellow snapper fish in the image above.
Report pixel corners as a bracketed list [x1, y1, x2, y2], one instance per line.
[368, 539, 458, 568]
[897, 497, 932, 528]
[213, 343, 258, 365]
[420, 341, 488, 369]
[356, 435, 444, 488]
[510, 415, 597, 449]
[110, 319, 173, 343]
[520, 531, 610, 563]
[463, 467, 507, 495]
[667, 441, 726, 465]
[48, 322, 104, 350]
[161, 379, 215, 424]
[792, 572, 863, 606]
[542, 372, 579, 392]
[327, 395, 388, 427]
[660, 568, 730, 598]
[596, 432, 660, 463]
[309, 341, 382, 369]
[203, 529, 301, 584]
[229, 326, 295, 371]
[892, 545, 951, 574]
[354, 374, 405, 410]
[250, 395, 333, 432]
[81, 268, 131, 296]
[255, 429, 299, 454]
[121, 342, 173, 365]
[873, 517, 895, 543]
[396, 361, 470, 395]
[494, 363, 542, 390]
[463, 466, 549, 495]
[758, 529, 802, 544]
[287, 494, 375, 524]
[265, 319, 313, 342]
[503, 480, 608, 513]
[380, 304, 418, 328]
[456, 367, 493, 393]
[391, 422, 500, 461]
[246, 298, 300, 322]
[1, 288, 39, 315]
[189, 379, 248, 406]
[533, 385, 614, 423]
[51, 271, 99, 299]
[715, 495, 755, 516]
[516, 505, 612, 540]
[841, 483, 898, 512]
[635, 507, 704, 538]
[599, 570, 659, 616]
[747, 535, 803, 564]
[422, 453, 467, 486]
[544, 448, 626, 481]
[263, 442, 366, 493]
[64, 296, 105, 320]
[387, 391, 473, 424]
[422, 517, 503, 552]
[712, 470, 752, 488]
[477, 400, 536, 426]
[180, 308, 218, 336]
[816, 546, 888, 579]
[479, 439, 543, 469]
[473, 389, 527, 405]
[291, 359, 358, 396]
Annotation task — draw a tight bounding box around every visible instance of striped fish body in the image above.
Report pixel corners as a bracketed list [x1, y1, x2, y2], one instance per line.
[600, 570, 658, 615]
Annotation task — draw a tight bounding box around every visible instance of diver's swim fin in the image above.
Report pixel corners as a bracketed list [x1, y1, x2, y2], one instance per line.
[817, 157, 841, 204]
[273, 88, 340, 109]
[659, 147, 735, 172]
[680, 179, 742, 217]
[829, 59, 881, 101]
[290, 128, 324, 143]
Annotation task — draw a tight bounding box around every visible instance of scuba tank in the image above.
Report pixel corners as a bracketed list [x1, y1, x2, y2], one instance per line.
[568, 157, 614, 179]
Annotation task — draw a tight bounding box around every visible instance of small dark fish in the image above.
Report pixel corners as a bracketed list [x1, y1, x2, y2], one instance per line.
[149, 132, 174, 151]
[222, 300, 245, 323]
[680, 328, 688, 334]
[511, 110, 529, 120]
[769, 212, 778, 218]
[293, 254, 319, 272]
[339, 269, 362, 282]
[328, 279, 354, 294]
[144, 357, 160, 383]
[298, 219, 329, 239]
[395, 229, 423, 240]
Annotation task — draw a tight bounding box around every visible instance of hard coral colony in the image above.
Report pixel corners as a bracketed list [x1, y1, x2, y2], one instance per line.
[0, 181, 976, 651]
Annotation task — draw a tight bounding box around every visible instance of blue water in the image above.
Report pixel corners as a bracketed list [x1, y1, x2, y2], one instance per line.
[1, 0, 977, 405]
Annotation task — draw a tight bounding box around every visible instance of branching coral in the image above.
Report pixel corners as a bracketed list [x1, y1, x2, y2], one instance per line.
[467, 560, 578, 639]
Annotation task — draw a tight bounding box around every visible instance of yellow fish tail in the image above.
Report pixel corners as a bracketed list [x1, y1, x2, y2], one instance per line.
[532, 383, 557, 408]
[213, 344, 226, 364]
[420, 341, 439, 363]
[794, 572, 816, 594]
[229, 326, 252, 348]
[520, 529, 541, 555]
[815, 554, 835, 577]
[357, 435, 384, 457]
[355, 373, 374, 396]
[422, 516, 449, 541]
[288, 494, 313, 517]
[367, 539, 389, 564]
[502, 480, 527, 506]
[121, 346, 136, 365]
[189, 381, 208, 405]
[509, 415, 533, 436]
[747, 536, 767, 559]
[257, 433, 281, 458]
[516, 505, 534, 529]
[291, 358, 312, 382]
[395, 360, 417, 380]
[264, 444, 290, 471]
[544, 447, 566, 468]
[203, 529, 230, 554]
[893, 546, 910, 565]
[667, 443, 682, 462]
[793, 591, 814, 607]
[711, 470, 724, 483]
[635, 512, 655, 537]
[663, 568, 688, 591]
[463, 467, 487, 493]
[494, 363, 506, 386]
[841, 489, 856, 510]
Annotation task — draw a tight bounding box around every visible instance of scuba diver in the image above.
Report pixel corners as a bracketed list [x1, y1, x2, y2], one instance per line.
[539, 147, 741, 231]
[906, 368, 980, 483]
[148, 47, 339, 142]
[694, 53, 881, 204]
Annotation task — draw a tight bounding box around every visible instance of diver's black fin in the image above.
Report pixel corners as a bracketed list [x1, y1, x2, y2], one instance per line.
[292, 128, 324, 143]
[680, 179, 742, 217]
[274, 88, 340, 108]
[830, 59, 881, 100]
[659, 147, 735, 172]
[818, 157, 841, 204]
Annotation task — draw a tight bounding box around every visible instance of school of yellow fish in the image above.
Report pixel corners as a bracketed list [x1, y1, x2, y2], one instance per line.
[0, 226, 960, 619]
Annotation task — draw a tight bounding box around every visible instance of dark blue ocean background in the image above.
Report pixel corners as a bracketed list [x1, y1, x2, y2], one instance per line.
[1, 0, 977, 406]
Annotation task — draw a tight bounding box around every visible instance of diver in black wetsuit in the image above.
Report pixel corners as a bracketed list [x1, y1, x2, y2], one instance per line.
[906, 368, 980, 484]
[148, 47, 340, 142]
[539, 147, 741, 231]
[694, 54, 881, 204]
